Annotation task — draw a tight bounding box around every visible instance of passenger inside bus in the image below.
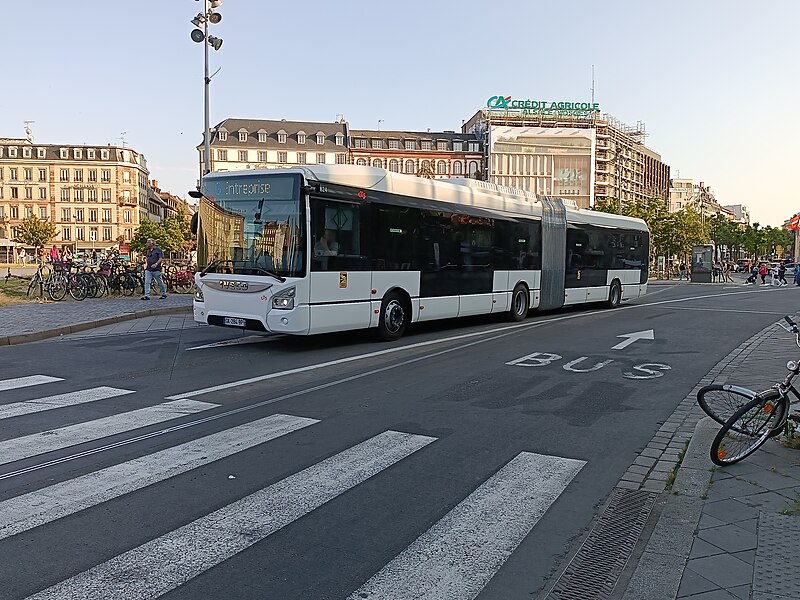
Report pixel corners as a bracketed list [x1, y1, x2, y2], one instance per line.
[314, 229, 340, 257]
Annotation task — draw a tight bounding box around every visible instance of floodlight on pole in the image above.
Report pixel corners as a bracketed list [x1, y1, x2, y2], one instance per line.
[208, 12, 222, 23]
[208, 36, 223, 51]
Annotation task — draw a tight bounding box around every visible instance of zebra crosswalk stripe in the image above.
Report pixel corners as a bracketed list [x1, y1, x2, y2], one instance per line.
[0, 413, 318, 541]
[0, 387, 135, 420]
[349, 451, 586, 600]
[0, 375, 63, 393]
[0, 399, 218, 467]
[25, 430, 436, 600]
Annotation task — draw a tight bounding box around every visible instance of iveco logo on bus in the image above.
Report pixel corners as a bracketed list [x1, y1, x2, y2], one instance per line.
[216, 281, 249, 292]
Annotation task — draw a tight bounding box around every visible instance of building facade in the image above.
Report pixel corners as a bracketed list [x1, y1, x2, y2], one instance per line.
[0, 138, 148, 258]
[199, 119, 349, 177]
[348, 130, 483, 179]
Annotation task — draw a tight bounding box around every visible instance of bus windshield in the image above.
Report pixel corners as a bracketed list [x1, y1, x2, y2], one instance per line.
[197, 173, 304, 277]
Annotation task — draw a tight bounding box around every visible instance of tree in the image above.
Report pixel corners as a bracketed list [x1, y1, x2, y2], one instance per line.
[130, 219, 167, 253]
[160, 215, 185, 252]
[13, 216, 56, 251]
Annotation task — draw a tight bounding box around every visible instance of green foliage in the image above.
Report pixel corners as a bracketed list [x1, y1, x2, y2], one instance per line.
[132, 216, 189, 254]
[12, 216, 57, 251]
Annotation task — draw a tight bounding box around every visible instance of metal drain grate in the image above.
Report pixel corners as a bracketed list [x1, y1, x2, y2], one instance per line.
[546, 488, 657, 600]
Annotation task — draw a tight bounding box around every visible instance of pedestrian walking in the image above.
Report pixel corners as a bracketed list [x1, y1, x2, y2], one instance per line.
[18, 248, 27, 265]
[49, 245, 60, 262]
[723, 262, 734, 283]
[746, 263, 758, 284]
[678, 262, 687, 281]
[142, 238, 167, 300]
[91, 249, 98, 264]
[771, 264, 779, 286]
[759, 262, 768, 285]
[778, 261, 788, 286]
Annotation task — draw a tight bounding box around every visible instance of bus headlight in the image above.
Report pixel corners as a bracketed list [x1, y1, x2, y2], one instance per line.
[272, 286, 296, 310]
[194, 287, 204, 302]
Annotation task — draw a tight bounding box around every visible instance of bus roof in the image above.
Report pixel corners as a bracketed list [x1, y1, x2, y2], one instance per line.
[204, 165, 649, 232]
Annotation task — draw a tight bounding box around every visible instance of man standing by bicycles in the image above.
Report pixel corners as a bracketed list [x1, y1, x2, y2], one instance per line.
[142, 238, 167, 300]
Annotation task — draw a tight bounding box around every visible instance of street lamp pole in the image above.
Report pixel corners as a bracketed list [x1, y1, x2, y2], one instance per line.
[203, 0, 211, 178]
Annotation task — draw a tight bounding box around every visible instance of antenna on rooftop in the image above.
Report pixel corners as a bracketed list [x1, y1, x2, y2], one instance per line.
[119, 131, 128, 148]
[590, 64, 595, 105]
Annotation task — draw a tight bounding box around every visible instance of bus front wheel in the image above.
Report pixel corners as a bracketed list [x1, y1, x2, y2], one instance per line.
[509, 284, 529, 322]
[378, 292, 409, 341]
[606, 281, 622, 308]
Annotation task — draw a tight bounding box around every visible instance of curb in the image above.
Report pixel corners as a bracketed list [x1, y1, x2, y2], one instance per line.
[0, 306, 191, 346]
[620, 417, 718, 600]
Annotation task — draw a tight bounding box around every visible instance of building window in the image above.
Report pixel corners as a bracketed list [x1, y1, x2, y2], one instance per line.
[336, 153, 347, 164]
[405, 160, 415, 174]
[101, 169, 111, 182]
[124, 210, 131, 223]
[437, 161, 447, 175]
[372, 139, 383, 149]
[421, 141, 432, 150]
[102, 189, 111, 202]
[297, 132, 306, 144]
[218, 130, 227, 141]
[101, 209, 111, 222]
[101, 149, 109, 160]
[316, 153, 326, 164]
[10, 168, 18, 180]
[103, 227, 112, 241]
[23, 147, 32, 158]
[405, 140, 415, 150]
[0, 167, 3, 180]
[316, 133, 325, 145]
[90, 228, 98, 241]
[25, 206, 33, 218]
[238, 131, 247, 142]
[297, 152, 307, 164]
[437, 141, 448, 151]
[453, 141, 463, 152]
[239, 150, 248, 162]
[258, 132, 267, 143]
[356, 158, 367, 166]
[88, 169, 97, 182]
[62, 228, 71, 241]
[39, 207, 47, 219]
[452, 161, 463, 175]
[38, 169, 46, 181]
[389, 159, 399, 172]
[469, 142, 480, 152]
[88, 189, 97, 202]
[355, 138, 367, 149]
[61, 189, 70, 201]
[60, 148, 68, 159]
[76, 189, 85, 202]
[39, 188, 47, 199]
[468, 161, 479, 176]
[217, 149, 227, 161]
[87, 149, 95, 159]
[277, 131, 287, 144]
[8, 147, 17, 158]
[62, 208, 71, 221]
[373, 159, 383, 168]
[11, 187, 19, 199]
[258, 151, 268, 162]
[278, 151, 287, 163]
[389, 139, 399, 150]
[60, 169, 69, 182]
[25, 188, 33, 199]
[37, 148, 46, 159]
[24, 168, 33, 181]
[335, 133, 344, 146]
[10, 206, 19, 218]
[74, 170, 84, 182]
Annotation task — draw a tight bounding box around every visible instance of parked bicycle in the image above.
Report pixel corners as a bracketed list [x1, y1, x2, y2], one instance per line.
[699, 316, 800, 466]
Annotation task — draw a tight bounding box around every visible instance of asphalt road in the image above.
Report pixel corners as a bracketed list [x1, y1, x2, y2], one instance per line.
[0, 281, 797, 600]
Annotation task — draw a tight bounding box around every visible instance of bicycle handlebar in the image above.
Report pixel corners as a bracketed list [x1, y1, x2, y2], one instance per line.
[786, 316, 799, 333]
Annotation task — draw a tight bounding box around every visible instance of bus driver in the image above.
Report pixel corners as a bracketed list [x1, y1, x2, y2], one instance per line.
[314, 229, 340, 257]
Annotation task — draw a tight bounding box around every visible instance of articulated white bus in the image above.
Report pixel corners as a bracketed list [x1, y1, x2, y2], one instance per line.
[192, 165, 648, 340]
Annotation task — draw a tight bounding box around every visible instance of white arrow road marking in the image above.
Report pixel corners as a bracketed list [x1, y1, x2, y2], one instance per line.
[611, 329, 654, 350]
[186, 335, 281, 351]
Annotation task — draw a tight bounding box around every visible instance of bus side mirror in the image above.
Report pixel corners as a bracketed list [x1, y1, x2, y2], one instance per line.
[190, 213, 199, 235]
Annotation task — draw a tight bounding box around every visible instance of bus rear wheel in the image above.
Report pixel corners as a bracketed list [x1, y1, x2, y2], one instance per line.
[606, 281, 622, 308]
[509, 284, 529, 322]
[378, 291, 408, 341]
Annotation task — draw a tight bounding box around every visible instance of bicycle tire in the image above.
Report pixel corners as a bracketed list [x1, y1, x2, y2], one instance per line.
[121, 274, 137, 296]
[26, 276, 42, 298]
[710, 395, 789, 466]
[47, 277, 68, 301]
[698, 384, 759, 426]
[69, 278, 87, 301]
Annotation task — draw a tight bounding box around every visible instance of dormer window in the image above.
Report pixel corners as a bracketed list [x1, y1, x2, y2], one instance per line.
[22, 147, 32, 158]
[297, 131, 306, 144]
[37, 148, 46, 158]
[257, 129, 267, 143]
[60, 148, 68, 159]
[87, 149, 95, 159]
[404, 140, 415, 150]
[372, 139, 383, 149]
[101, 149, 109, 160]
[335, 133, 344, 146]
[8, 147, 17, 158]
[74, 148, 82, 159]
[437, 140, 448, 151]
[316, 132, 325, 145]
[421, 141, 432, 151]
[277, 130, 287, 144]
[453, 140, 463, 152]
[238, 129, 248, 142]
[218, 130, 228, 141]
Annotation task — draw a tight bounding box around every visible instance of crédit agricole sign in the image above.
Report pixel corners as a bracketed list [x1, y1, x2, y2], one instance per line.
[486, 95, 600, 117]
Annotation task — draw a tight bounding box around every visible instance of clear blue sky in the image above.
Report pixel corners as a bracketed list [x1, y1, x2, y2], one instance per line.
[3, 1, 798, 226]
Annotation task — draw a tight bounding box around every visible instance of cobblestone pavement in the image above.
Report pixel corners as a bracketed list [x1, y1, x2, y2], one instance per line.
[619, 319, 800, 600]
[61, 313, 201, 338]
[0, 295, 193, 345]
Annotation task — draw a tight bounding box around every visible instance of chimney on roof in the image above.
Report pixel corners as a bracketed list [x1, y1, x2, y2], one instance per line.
[151, 179, 159, 190]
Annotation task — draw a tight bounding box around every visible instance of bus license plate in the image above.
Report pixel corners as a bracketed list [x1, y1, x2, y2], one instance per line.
[223, 317, 247, 327]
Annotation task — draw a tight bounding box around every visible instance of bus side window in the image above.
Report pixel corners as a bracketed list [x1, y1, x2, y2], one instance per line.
[310, 199, 363, 271]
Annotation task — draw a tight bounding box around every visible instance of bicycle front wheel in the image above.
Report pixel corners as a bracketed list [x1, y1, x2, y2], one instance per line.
[697, 384, 757, 426]
[710, 395, 789, 466]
